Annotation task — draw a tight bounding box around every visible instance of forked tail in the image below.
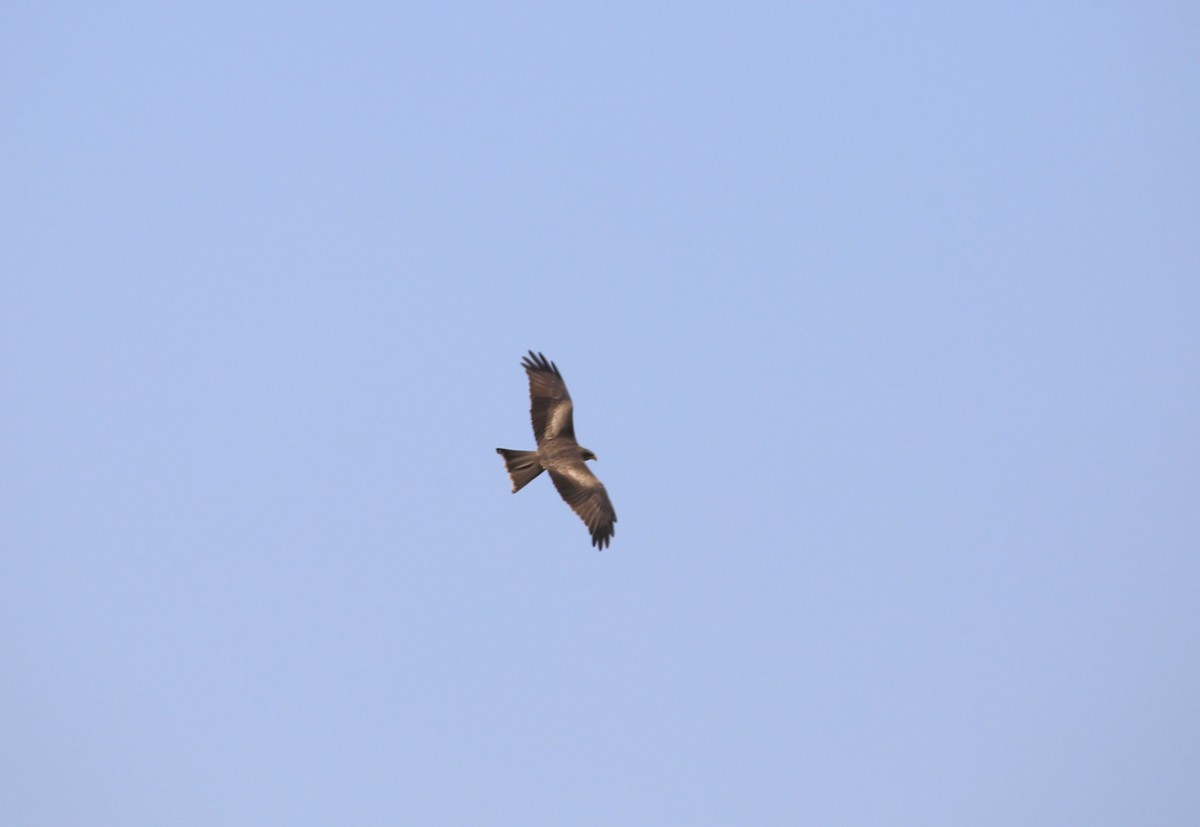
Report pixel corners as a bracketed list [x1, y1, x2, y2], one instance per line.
[495, 448, 544, 492]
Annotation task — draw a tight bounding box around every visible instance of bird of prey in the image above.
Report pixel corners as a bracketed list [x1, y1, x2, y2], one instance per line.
[496, 351, 617, 549]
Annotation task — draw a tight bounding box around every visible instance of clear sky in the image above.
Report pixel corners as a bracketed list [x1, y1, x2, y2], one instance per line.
[3, 3, 1198, 824]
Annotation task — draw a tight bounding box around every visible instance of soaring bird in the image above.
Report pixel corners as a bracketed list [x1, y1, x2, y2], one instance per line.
[496, 351, 617, 549]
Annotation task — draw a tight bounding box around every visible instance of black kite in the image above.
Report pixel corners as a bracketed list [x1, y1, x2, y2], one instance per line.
[496, 351, 617, 549]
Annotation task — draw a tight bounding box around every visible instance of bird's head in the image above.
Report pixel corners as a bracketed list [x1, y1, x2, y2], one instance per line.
[580, 448, 597, 462]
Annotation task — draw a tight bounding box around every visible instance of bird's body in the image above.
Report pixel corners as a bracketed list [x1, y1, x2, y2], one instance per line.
[496, 351, 617, 549]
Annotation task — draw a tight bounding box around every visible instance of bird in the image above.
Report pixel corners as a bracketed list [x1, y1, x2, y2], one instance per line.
[496, 351, 617, 549]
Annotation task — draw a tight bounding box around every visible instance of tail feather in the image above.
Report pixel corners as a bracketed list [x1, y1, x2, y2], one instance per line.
[496, 448, 544, 492]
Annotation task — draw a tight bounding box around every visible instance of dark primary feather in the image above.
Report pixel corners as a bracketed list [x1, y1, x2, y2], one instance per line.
[548, 464, 617, 550]
[523, 350, 575, 442]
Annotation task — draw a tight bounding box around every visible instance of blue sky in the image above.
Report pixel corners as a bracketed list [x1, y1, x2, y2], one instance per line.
[3, 3, 1198, 824]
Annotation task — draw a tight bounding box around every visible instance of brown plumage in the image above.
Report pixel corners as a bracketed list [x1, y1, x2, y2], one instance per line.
[496, 351, 617, 549]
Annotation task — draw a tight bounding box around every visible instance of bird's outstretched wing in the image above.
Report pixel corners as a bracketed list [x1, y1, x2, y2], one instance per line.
[548, 462, 617, 550]
[523, 350, 575, 443]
